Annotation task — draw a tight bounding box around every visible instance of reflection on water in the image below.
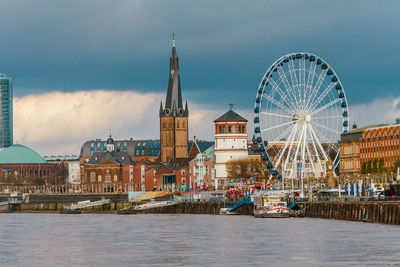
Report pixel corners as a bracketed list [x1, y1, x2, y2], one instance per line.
[0, 214, 399, 266]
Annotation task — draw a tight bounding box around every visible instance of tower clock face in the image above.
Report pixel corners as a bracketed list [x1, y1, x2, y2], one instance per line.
[171, 70, 175, 75]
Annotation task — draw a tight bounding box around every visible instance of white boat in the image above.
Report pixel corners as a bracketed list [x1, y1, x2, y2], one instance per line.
[253, 193, 290, 218]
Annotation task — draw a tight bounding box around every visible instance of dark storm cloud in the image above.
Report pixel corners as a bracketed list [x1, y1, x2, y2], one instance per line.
[0, 0, 399, 109]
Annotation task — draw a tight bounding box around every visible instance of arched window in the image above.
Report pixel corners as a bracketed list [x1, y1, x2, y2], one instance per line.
[182, 122, 185, 128]
[163, 122, 166, 128]
[219, 126, 222, 133]
[177, 121, 180, 128]
[228, 126, 232, 133]
[223, 126, 226, 134]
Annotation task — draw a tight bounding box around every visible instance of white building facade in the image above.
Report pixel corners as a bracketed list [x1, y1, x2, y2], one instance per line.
[68, 161, 81, 184]
[214, 110, 248, 188]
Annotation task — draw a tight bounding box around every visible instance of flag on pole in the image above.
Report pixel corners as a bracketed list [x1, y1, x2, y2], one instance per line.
[397, 167, 400, 181]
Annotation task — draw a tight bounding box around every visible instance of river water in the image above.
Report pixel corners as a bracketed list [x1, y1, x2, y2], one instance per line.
[0, 214, 399, 266]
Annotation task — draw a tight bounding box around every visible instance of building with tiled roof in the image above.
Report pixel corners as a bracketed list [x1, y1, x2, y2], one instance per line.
[0, 144, 58, 184]
[80, 138, 160, 163]
[189, 144, 215, 189]
[339, 120, 400, 177]
[214, 109, 249, 188]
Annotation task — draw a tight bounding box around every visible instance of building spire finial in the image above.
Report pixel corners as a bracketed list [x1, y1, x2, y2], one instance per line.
[172, 30, 175, 47]
[109, 128, 112, 137]
[229, 103, 234, 110]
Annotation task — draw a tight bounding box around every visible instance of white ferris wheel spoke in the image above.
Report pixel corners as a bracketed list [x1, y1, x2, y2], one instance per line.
[273, 124, 298, 171]
[304, 61, 317, 108]
[261, 120, 294, 133]
[312, 126, 339, 154]
[273, 124, 295, 144]
[300, 121, 308, 178]
[282, 124, 300, 177]
[288, 59, 300, 108]
[308, 82, 337, 112]
[308, 124, 329, 161]
[306, 68, 328, 111]
[262, 94, 292, 114]
[311, 121, 342, 135]
[298, 57, 306, 108]
[289, 124, 306, 179]
[305, 137, 319, 178]
[313, 115, 342, 120]
[307, 124, 324, 177]
[261, 111, 293, 119]
[310, 98, 341, 116]
[277, 66, 299, 109]
[269, 78, 297, 110]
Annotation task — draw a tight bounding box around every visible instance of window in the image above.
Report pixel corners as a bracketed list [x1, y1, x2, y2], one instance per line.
[90, 172, 96, 182]
[114, 175, 118, 182]
[177, 122, 180, 128]
[98, 175, 102, 182]
[182, 178, 186, 184]
[228, 126, 232, 133]
[181, 170, 185, 175]
[105, 175, 111, 182]
[232, 126, 236, 133]
[219, 126, 222, 133]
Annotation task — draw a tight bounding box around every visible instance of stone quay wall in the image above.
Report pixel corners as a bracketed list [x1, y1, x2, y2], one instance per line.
[303, 202, 400, 225]
[135, 202, 253, 215]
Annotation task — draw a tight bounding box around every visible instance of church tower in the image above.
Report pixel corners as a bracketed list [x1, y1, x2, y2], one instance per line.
[159, 32, 189, 164]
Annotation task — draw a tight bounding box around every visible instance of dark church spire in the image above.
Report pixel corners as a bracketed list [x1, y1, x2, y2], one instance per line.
[164, 31, 184, 114]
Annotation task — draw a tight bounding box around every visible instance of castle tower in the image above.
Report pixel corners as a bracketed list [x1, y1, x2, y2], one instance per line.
[159, 32, 189, 164]
[214, 109, 248, 188]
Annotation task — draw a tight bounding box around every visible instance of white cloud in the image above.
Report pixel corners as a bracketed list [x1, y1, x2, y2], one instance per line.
[13, 90, 400, 157]
[13, 90, 247, 157]
[14, 90, 162, 156]
[351, 96, 400, 127]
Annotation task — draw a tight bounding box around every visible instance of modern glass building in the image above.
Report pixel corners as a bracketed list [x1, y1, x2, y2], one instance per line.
[0, 73, 12, 148]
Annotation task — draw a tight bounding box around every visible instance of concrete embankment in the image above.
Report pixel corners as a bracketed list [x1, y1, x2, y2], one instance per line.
[9, 201, 253, 215]
[134, 202, 253, 215]
[0, 193, 253, 215]
[304, 202, 400, 225]
[0, 193, 130, 213]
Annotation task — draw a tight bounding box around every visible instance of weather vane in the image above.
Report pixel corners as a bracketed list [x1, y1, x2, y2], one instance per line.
[229, 104, 234, 110]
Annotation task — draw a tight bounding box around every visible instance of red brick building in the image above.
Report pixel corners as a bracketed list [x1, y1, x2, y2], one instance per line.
[0, 144, 59, 184]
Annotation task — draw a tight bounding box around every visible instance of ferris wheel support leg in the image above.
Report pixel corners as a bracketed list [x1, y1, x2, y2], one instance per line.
[289, 124, 306, 179]
[307, 125, 324, 180]
[282, 124, 300, 179]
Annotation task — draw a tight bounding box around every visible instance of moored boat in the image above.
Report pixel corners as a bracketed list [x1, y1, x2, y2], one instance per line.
[253, 192, 290, 218]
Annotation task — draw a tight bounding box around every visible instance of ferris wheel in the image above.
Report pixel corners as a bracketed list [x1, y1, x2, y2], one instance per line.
[253, 52, 349, 180]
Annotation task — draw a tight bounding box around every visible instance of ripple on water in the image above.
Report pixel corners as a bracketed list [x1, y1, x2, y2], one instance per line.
[0, 214, 399, 266]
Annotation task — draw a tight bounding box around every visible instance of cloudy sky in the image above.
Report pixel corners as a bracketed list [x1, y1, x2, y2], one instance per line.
[2, 0, 400, 155]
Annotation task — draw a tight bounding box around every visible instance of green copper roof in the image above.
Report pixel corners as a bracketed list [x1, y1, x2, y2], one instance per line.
[0, 144, 47, 164]
[201, 145, 215, 161]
